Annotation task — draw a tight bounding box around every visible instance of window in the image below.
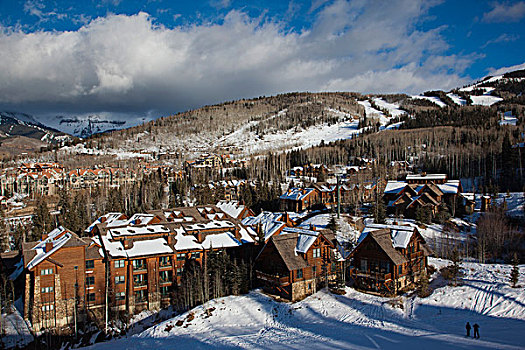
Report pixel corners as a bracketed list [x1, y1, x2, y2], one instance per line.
[135, 290, 146, 303]
[160, 286, 170, 296]
[360, 259, 368, 272]
[380, 261, 390, 274]
[176, 253, 186, 261]
[398, 265, 403, 275]
[159, 256, 171, 267]
[160, 270, 171, 283]
[116, 292, 125, 301]
[87, 293, 96, 302]
[312, 248, 321, 258]
[115, 275, 125, 284]
[133, 259, 146, 270]
[114, 260, 125, 268]
[85, 260, 95, 269]
[86, 276, 95, 286]
[176, 267, 183, 276]
[41, 268, 53, 275]
[312, 266, 317, 275]
[41, 304, 54, 311]
[296, 269, 303, 279]
[133, 274, 147, 287]
[41, 286, 54, 293]
[192, 252, 201, 259]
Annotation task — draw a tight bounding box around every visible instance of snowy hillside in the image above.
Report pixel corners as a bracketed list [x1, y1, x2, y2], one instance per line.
[87, 258, 525, 350]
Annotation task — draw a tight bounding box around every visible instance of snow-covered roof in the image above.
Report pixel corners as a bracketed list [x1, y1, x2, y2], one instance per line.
[384, 181, 407, 194]
[406, 174, 447, 181]
[280, 187, 316, 201]
[97, 234, 173, 258]
[125, 238, 174, 258]
[27, 227, 72, 270]
[437, 180, 461, 194]
[109, 224, 170, 238]
[173, 228, 202, 251]
[85, 213, 126, 233]
[242, 212, 285, 241]
[185, 220, 235, 231]
[358, 223, 415, 249]
[201, 232, 242, 249]
[282, 227, 320, 255]
[216, 200, 246, 219]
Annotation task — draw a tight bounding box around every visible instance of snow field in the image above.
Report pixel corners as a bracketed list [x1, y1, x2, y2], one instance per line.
[87, 257, 525, 350]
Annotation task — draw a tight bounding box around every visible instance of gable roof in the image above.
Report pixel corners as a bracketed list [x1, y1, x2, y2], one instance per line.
[365, 230, 407, 266]
[271, 233, 308, 271]
[23, 227, 87, 270]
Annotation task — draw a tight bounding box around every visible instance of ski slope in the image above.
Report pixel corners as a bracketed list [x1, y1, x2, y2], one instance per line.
[88, 258, 525, 350]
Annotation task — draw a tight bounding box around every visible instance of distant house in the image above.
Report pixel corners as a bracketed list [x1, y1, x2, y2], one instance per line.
[279, 187, 321, 212]
[255, 227, 337, 301]
[216, 200, 254, 220]
[383, 174, 462, 218]
[349, 224, 431, 295]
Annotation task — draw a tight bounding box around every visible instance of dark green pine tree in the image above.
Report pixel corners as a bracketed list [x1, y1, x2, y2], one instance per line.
[32, 196, 53, 239]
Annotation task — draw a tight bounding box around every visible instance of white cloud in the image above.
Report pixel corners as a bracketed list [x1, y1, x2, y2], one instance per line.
[0, 1, 475, 122]
[482, 2, 525, 23]
[481, 33, 520, 48]
[488, 61, 525, 76]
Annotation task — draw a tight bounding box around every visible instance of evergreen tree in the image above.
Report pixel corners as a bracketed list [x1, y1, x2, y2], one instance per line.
[32, 196, 53, 239]
[449, 248, 462, 286]
[510, 252, 520, 288]
[373, 199, 386, 224]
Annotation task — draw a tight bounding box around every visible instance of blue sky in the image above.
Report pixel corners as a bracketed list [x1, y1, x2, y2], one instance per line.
[0, 0, 524, 121]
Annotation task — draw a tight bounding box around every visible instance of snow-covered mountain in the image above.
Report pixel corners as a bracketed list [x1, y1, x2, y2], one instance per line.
[50, 114, 128, 138]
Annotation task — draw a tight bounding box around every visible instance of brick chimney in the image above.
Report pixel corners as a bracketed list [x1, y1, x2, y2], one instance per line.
[45, 241, 53, 252]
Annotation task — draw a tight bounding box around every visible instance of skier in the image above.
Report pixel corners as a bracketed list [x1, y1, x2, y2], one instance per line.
[473, 323, 480, 339]
[465, 322, 471, 337]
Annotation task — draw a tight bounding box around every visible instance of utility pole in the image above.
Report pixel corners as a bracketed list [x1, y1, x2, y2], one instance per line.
[337, 174, 341, 219]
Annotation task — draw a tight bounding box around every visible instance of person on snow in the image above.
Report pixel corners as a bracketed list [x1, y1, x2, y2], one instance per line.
[465, 322, 471, 337]
[473, 323, 480, 339]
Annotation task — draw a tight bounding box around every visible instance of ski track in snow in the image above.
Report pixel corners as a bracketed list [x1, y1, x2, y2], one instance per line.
[86, 257, 525, 350]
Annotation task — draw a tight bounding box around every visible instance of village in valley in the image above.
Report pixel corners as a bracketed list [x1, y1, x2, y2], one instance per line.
[1, 1, 525, 349]
[1, 136, 524, 349]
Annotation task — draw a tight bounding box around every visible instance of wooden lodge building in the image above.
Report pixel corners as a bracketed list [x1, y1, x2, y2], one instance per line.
[349, 224, 431, 295]
[383, 173, 462, 218]
[22, 227, 105, 332]
[254, 227, 338, 301]
[21, 205, 257, 333]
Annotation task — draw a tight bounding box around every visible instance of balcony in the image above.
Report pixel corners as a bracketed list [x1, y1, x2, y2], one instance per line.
[133, 265, 147, 272]
[351, 269, 392, 282]
[256, 271, 290, 286]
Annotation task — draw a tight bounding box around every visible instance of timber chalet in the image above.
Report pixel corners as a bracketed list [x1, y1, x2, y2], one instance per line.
[383, 173, 463, 218]
[349, 224, 431, 294]
[254, 226, 339, 301]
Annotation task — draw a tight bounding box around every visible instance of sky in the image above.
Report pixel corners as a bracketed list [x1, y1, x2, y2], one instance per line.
[0, 0, 524, 125]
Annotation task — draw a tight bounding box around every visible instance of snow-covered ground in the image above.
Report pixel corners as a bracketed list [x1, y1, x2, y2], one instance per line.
[470, 95, 503, 106]
[447, 93, 467, 106]
[2, 299, 34, 349]
[411, 95, 447, 108]
[87, 257, 525, 350]
[372, 98, 406, 118]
